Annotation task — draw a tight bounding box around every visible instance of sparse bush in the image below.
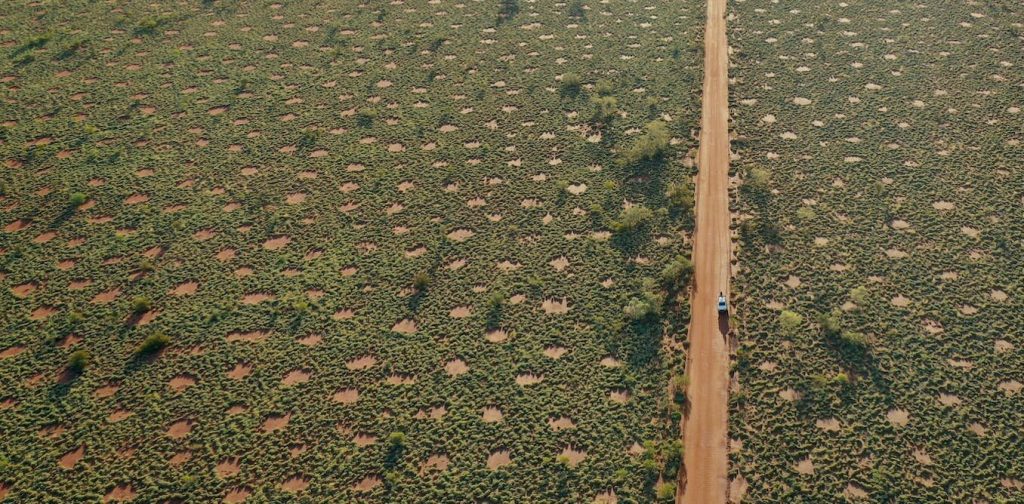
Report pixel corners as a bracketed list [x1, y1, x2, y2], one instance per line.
[594, 78, 614, 95]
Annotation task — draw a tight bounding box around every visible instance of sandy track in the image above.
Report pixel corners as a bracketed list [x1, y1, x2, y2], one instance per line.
[677, 0, 731, 502]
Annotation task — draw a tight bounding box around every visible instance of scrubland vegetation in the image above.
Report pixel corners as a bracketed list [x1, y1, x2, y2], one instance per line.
[729, 0, 1024, 501]
[0, 0, 701, 501]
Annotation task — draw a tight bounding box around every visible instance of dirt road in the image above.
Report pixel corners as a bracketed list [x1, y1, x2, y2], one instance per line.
[677, 0, 731, 501]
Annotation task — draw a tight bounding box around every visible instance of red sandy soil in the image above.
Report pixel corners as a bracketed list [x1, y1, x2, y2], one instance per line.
[678, 0, 732, 502]
[103, 484, 136, 502]
[215, 457, 241, 478]
[58, 445, 85, 469]
[223, 487, 251, 503]
[261, 413, 291, 433]
[279, 475, 309, 493]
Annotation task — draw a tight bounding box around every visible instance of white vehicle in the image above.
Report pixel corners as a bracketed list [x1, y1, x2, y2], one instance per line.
[717, 292, 728, 314]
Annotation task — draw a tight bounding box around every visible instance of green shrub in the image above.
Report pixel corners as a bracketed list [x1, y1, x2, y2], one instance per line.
[356, 108, 377, 127]
[131, 296, 153, 314]
[590, 95, 618, 122]
[497, 0, 519, 24]
[656, 481, 676, 501]
[796, 206, 816, 220]
[624, 298, 656, 320]
[779, 310, 803, 332]
[560, 72, 583, 94]
[816, 309, 842, 336]
[660, 255, 693, 286]
[665, 180, 694, 210]
[839, 331, 868, 349]
[567, 0, 586, 19]
[620, 120, 671, 166]
[69, 192, 87, 206]
[746, 167, 770, 189]
[137, 332, 170, 356]
[67, 350, 91, 373]
[849, 286, 869, 304]
[412, 271, 431, 290]
[611, 205, 654, 233]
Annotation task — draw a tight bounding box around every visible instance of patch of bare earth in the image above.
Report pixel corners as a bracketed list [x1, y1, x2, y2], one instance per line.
[104, 484, 137, 502]
[887, 408, 909, 427]
[226, 331, 269, 343]
[445, 359, 469, 376]
[168, 374, 196, 392]
[482, 407, 503, 423]
[352, 476, 381, 493]
[223, 488, 251, 503]
[559, 446, 587, 467]
[392, 319, 417, 334]
[346, 355, 377, 370]
[487, 449, 511, 470]
[227, 363, 252, 380]
[333, 388, 359, 404]
[166, 419, 194, 439]
[261, 413, 291, 433]
[58, 445, 85, 469]
[541, 298, 570, 314]
[281, 369, 311, 387]
[420, 454, 450, 474]
[170, 282, 198, 296]
[215, 457, 241, 478]
[280, 476, 309, 493]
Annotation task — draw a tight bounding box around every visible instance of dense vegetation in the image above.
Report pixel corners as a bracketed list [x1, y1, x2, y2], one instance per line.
[0, 0, 701, 501]
[729, 0, 1024, 501]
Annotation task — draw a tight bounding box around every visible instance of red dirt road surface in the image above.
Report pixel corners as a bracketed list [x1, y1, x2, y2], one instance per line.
[678, 0, 731, 502]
